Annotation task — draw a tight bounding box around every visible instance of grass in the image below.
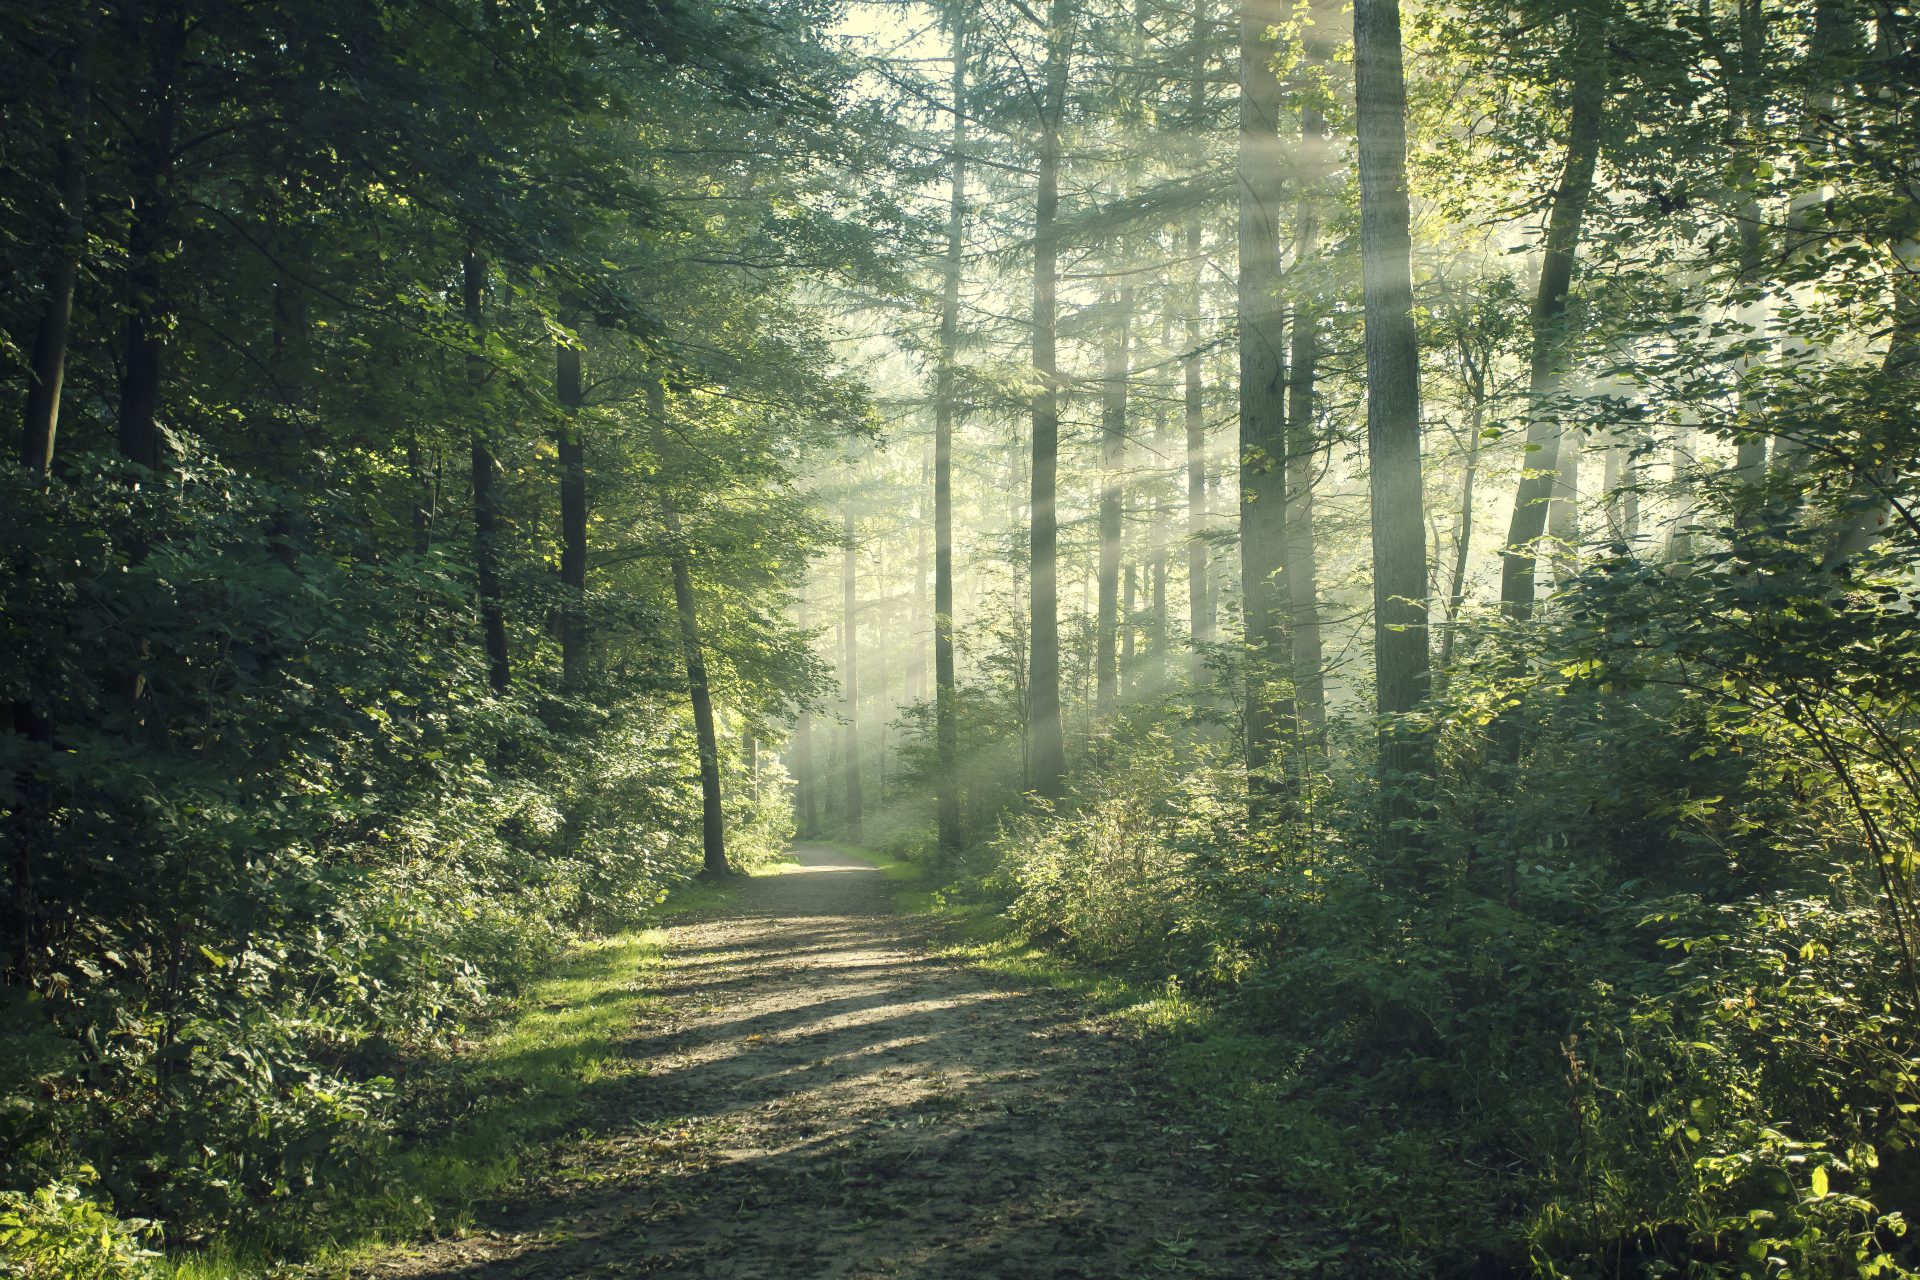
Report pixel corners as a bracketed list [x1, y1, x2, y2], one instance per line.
[161, 865, 765, 1280]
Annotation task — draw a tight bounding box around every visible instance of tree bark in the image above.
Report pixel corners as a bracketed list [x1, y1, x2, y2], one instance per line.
[1731, 0, 1771, 485]
[1184, 0, 1214, 675]
[1150, 392, 1171, 662]
[22, 18, 95, 474]
[842, 504, 864, 836]
[1770, 0, 1850, 470]
[1353, 0, 1433, 835]
[667, 511, 730, 878]
[914, 448, 930, 703]
[466, 246, 510, 692]
[793, 598, 821, 838]
[1437, 342, 1485, 673]
[556, 323, 589, 689]
[934, 3, 967, 862]
[116, 2, 186, 472]
[1238, 0, 1292, 802]
[1096, 283, 1133, 717]
[1027, 0, 1072, 798]
[1285, 19, 1332, 746]
[1498, 0, 1610, 615]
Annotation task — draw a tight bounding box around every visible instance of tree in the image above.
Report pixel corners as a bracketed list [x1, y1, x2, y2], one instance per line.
[1237, 0, 1293, 801]
[843, 502, 865, 835]
[1497, 0, 1612, 615]
[1352, 0, 1431, 834]
[19, 10, 93, 474]
[934, 2, 967, 862]
[669, 511, 732, 879]
[1184, 0, 1217, 675]
[466, 246, 512, 693]
[556, 317, 590, 690]
[1027, 0, 1073, 799]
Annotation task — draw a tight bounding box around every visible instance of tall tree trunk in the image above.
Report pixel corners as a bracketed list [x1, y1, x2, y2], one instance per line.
[793, 707, 819, 838]
[1096, 284, 1133, 717]
[1437, 349, 1485, 673]
[1027, 0, 1072, 798]
[22, 18, 95, 473]
[1665, 429, 1697, 563]
[1150, 393, 1171, 661]
[1285, 313, 1326, 745]
[1600, 435, 1628, 540]
[1354, 0, 1433, 838]
[934, 3, 966, 862]
[116, 2, 186, 472]
[556, 323, 589, 689]
[791, 598, 821, 840]
[406, 432, 439, 554]
[667, 511, 730, 878]
[1238, 0, 1292, 802]
[1184, 0, 1214, 674]
[914, 447, 931, 703]
[1286, 22, 1332, 746]
[466, 246, 510, 692]
[793, 599, 820, 838]
[1731, 0, 1771, 485]
[842, 505, 864, 836]
[1498, 0, 1610, 614]
[1771, 0, 1850, 470]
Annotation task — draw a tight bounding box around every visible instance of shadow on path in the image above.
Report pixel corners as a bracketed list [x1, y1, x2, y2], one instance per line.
[358, 844, 1281, 1279]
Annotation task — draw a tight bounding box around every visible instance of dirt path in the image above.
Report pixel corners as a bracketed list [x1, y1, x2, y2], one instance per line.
[361, 845, 1282, 1278]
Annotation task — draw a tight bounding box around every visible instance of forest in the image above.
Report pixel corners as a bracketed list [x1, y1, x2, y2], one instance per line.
[1, 0, 1916, 1274]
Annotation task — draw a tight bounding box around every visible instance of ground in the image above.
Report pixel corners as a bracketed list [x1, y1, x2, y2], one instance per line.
[357, 844, 1283, 1279]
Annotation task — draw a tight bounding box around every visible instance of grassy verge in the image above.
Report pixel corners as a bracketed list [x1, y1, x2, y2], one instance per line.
[162, 868, 761, 1280]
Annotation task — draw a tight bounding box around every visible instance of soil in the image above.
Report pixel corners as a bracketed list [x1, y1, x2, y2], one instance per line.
[358, 844, 1284, 1279]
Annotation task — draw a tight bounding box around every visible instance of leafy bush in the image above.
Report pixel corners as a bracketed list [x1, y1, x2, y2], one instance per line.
[0, 1175, 157, 1280]
[0, 458, 724, 1243]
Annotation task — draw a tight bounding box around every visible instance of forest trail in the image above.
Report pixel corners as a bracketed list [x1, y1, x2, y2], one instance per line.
[358, 844, 1283, 1279]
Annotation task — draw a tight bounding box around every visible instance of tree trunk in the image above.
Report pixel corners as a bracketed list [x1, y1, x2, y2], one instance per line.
[668, 512, 730, 878]
[1771, 0, 1850, 470]
[1286, 25, 1332, 747]
[1498, 0, 1610, 615]
[914, 447, 931, 703]
[1150, 392, 1171, 662]
[793, 707, 819, 838]
[1027, 0, 1072, 798]
[1354, 0, 1433, 837]
[116, 3, 186, 472]
[22, 19, 95, 473]
[1285, 312, 1326, 745]
[1238, 0, 1292, 802]
[1665, 429, 1697, 564]
[1096, 283, 1133, 717]
[1731, 0, 1771, 485]
[406, 432, 439, 554]
[1184, 0, 1214, 675]
[556, 325, 589, 689]
[934, 3, 966, 863]
[466, 246, 510, 692]
[1437, 350, 1485, 673]
[842, 504, 864, 836]
[793, 598, 820, 838]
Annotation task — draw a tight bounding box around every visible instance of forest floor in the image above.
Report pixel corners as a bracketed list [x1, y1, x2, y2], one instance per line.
[352, 843, 1288, 1279]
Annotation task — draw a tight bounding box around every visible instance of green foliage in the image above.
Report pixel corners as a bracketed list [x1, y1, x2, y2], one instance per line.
[0, 1174, 157, 1280]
